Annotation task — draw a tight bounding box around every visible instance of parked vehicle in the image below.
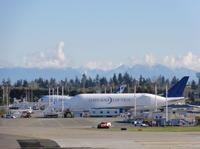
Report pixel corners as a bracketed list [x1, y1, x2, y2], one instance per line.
[140, 123, 149, 127]
[43, 106, 58, 118]
[5, 114, 16, 119]
[33, 105, 39, 110]
[63, 109, 74, 118]
[4, 111, 19, 119]
[97, 122, 111, 129]
[21, 111, 31, 118]
[133, 120, 149, 127]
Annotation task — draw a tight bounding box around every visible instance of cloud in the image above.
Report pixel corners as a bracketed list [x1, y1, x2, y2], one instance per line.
[57, 41, 65, 62]
[24, 41, 70, 68]
[85, 61, 117, 70]
[128, 53, 156, 66]
[128, 52, 200, 71]
[163, 55, 177, 68]
[162, 52, 200, 71]
[145, 53, 155, 66]
[128, 56, 142, 65]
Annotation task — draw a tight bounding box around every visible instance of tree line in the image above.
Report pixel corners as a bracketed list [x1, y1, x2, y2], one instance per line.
[0, 73, 199, 104]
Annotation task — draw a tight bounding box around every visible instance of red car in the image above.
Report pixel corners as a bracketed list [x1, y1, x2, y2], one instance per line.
[97, 122, 111, 129]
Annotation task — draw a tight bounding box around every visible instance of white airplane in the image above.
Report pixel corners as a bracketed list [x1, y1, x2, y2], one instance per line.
[40, 84, 127, 104]
[40, 76, 189, 112]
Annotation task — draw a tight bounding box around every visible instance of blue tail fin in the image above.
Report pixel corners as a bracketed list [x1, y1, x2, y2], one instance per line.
[163, 76, 189, 97]
[114, 85, 127, 93]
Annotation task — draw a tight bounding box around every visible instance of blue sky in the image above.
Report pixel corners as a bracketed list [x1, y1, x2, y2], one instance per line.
[0, 0, 200, 70]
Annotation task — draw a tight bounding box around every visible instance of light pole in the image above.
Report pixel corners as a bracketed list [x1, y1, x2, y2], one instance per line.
[165, 85, 168, 122]
[57, 86, 59, 103]
[62, 86, 64, 112]
[2, 86, 4, 105]
[52, 88, 55, 105]
[155, 84, 157, 112]
[7, 86, 9, 108]
[134, 85, 137, 117]
[48, 88, 51, 106]
[196, 73, 200, 99]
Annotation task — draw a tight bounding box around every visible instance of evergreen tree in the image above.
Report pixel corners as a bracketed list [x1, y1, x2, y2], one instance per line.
[191, 80, 197, 90]
[100, 77, 108, 86]
[123, 72, 131, 85]
[23, 80, 28, 87]
[118, 73, 123, 84]
[112, 73, 118, 86]
[171, 76, 178, 86]
[14, 80, 23, 87]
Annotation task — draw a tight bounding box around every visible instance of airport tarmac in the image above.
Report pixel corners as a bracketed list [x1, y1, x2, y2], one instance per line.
[0, 117, 200, 149]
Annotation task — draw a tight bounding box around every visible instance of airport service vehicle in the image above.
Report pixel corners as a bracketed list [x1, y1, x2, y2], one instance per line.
[5, 114, 16, 119]
[140, 123, 148, 127]
[97, 122, 112, 128]
[21, 111, 31, 118]
[63, 109, 74, 118]
[133, 120, 149, 127]
[4, 111, 21, 119]
[43, 106, 59, 118]
[40, 76, 189, 113]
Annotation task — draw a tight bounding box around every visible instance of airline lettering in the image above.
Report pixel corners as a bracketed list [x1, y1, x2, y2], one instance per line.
[89, 97, 130, 104]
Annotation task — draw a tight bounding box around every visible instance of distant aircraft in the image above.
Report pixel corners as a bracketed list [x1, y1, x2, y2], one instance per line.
[40, 76, 189, 112]
[114, 84, 127, 93]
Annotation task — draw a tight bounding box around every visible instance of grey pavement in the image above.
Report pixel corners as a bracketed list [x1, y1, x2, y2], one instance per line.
[0, 117, 200, 149]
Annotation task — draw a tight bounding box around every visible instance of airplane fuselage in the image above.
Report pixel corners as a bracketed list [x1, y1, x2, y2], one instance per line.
[46, 93, 183, 111]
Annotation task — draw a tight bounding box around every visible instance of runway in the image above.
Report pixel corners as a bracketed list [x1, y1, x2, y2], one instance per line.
[0, 117, 200, 149]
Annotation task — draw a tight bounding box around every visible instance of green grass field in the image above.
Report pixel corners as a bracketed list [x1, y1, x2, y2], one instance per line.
[109, 126, 200, 132]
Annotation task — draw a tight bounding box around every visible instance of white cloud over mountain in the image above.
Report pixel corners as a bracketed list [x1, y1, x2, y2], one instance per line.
[127, 52, 200, 71]
[85, 61, 118, 71]
[24, 41, 70, 68]
[22, 42, 199, 71]
[162, 52, 200, 71]
[145, 53, 155, 66]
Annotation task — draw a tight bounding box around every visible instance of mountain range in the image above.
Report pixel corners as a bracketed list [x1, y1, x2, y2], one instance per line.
[0, 64, 197, 83]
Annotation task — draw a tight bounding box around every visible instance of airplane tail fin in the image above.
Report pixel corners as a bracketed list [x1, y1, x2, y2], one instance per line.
[163, 76, 189, 97]
[114, 85, 127, 93]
